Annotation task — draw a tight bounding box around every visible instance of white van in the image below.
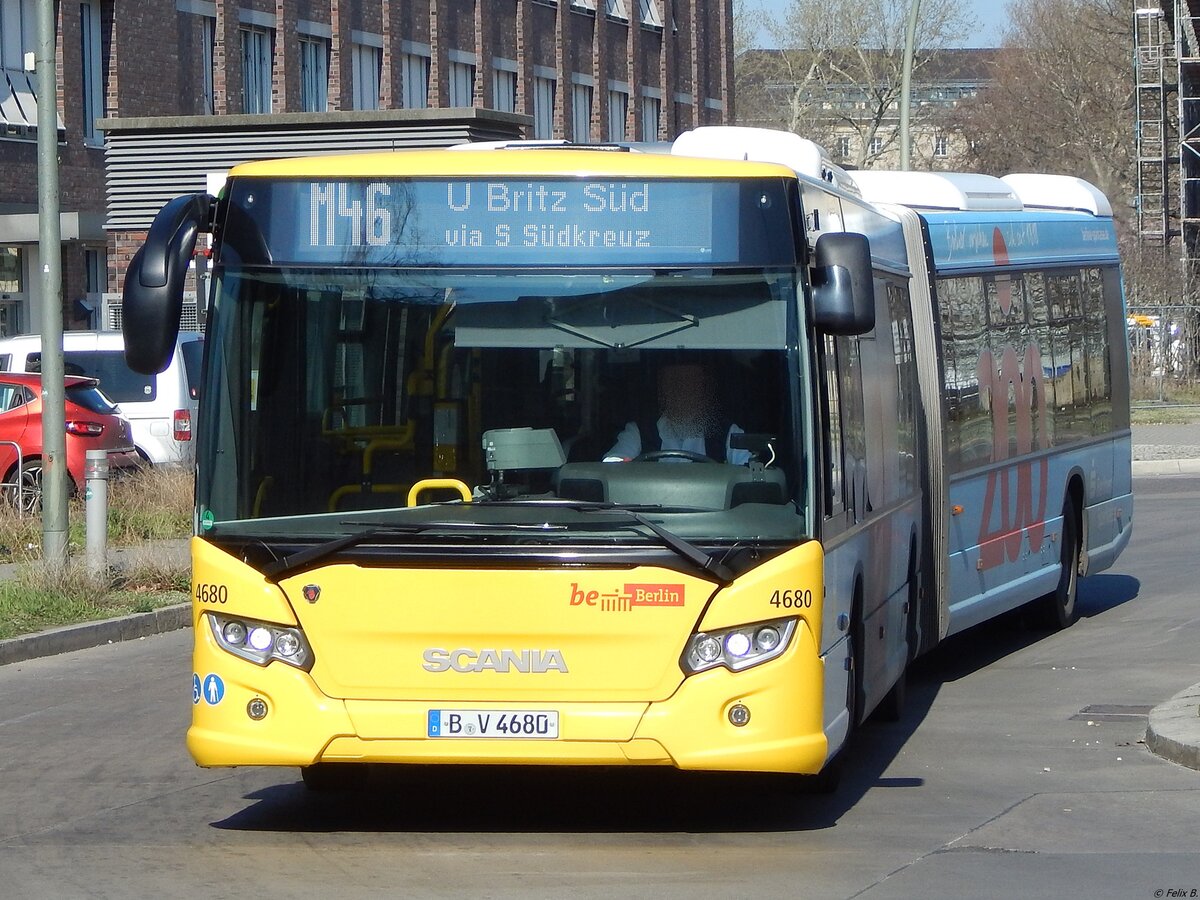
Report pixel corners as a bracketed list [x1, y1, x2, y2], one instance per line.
[0, 330, 203, 465]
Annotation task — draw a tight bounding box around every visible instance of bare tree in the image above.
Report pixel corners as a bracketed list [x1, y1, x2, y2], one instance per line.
[733, 0, 764, 59]
[953, 0, 1134, 218]
[735, 0, 974, 168]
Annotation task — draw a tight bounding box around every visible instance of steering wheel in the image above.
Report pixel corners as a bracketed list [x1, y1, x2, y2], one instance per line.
[633, 449, 717, 463]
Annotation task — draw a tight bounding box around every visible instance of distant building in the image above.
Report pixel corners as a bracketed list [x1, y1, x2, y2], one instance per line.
[736, 48, 999, 170]
[0, 0, 733, 336]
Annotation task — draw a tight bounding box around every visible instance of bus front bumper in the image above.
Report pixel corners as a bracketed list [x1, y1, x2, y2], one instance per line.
[188, 622, 829, 775]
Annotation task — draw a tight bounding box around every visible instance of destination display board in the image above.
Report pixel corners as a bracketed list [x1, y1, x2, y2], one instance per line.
[220, 177, 796, 268]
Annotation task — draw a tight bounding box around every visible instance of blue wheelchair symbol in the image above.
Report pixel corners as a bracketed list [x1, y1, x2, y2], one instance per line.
[192, 673, 202, 705]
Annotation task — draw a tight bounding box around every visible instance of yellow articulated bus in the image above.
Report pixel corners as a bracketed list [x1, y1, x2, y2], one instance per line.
[122, 126, 1127, 791]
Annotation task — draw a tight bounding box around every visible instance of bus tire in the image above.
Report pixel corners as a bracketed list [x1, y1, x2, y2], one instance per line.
[300, 763, 368, 792]
[796, 756, 843, 794]
[848, 595, 864, 733]
[1038, 499, 1081, 630]
[874, 669, 907, 723]
[876, 549, 917, 722]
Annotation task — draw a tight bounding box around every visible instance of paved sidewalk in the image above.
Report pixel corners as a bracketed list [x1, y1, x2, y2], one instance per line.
[1, 426, 1198, 772]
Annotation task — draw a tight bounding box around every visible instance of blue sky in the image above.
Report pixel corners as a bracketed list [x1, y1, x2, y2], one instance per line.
[753, 0, 1010, 49]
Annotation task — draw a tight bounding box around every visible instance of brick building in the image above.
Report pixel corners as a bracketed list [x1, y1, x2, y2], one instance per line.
[0, 0, 734, 336]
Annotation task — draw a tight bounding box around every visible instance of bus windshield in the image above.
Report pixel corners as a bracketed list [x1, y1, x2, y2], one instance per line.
[198, 265, 807, 543]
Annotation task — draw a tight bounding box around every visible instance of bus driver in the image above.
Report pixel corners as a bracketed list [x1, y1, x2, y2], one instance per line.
[603, 360, 751, 464]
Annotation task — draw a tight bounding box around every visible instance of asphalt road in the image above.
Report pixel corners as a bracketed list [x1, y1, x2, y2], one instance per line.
[1, 476, 1198, 899]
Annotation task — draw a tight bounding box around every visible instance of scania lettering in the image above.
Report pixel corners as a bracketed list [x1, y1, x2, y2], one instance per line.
[422, 648, 569, 674]
[122, 126, 1132, 793]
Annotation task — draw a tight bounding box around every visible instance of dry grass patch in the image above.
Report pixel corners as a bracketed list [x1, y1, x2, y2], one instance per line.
[0, 467, 193, 639]
[0, 559, 185, 641]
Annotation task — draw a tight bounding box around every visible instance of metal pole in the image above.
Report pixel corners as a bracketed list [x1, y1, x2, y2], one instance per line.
[36, 0, 69, 568]
[85, 450, 108, 575]
[899, 0, 921, 170]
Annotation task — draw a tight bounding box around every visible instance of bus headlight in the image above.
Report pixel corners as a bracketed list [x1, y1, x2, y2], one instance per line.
[207, 613, 314, 670]
[682, 618, 797, 674]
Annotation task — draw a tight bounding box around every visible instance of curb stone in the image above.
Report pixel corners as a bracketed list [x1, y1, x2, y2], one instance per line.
[1132, 459, 1200, 476]
[1145, 683, 1200, 772]
[0, 603, 190, 667]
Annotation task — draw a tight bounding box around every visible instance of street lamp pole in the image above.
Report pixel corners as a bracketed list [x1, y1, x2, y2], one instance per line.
[36, 0, 69, 567]
[899, 0, 921, 170]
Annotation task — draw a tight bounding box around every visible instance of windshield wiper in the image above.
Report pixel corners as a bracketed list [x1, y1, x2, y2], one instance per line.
[260, 520, 571, 581]
[261, 526, 421, 582]
[611, 508, 735, 586]
[432, 499, 735, 583]
[260, 505, 733, 586]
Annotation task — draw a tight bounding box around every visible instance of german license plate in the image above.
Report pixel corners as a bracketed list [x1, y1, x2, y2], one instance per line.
[427, 710, 558, 739]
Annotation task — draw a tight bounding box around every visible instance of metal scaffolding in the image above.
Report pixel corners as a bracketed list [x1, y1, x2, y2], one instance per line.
[1174, 0, 1200, 290]
[1135, 3, 1200, 384]
[1135, 3, 1172, 245]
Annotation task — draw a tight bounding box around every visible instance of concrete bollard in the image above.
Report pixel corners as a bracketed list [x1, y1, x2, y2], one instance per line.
[85, 450, 109, 575]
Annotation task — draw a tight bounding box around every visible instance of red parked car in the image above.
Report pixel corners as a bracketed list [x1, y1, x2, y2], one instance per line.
[0, 373, 142, 512]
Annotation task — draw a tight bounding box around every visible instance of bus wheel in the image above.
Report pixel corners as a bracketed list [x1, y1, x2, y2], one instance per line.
[875, 558, 916, 722]
[847, 603, 864, 734]
[795, 756, 843, 794]
[1038, 500, 1081, 630]
[875, 669, 907, 723]
[300, 763, 368, 792]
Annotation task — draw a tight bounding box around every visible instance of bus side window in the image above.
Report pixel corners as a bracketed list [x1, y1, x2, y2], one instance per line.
[837, 334, 867, 524]
[821, 334, 846, 523]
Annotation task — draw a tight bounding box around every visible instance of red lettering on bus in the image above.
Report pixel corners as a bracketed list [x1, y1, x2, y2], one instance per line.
[976, 341, 1049, 570]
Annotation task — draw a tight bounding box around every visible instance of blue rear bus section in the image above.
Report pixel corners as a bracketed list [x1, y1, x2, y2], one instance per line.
[919, 209, 1132, 635]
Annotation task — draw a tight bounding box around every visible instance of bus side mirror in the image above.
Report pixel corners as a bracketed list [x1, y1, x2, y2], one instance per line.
[122, 193, 214, 374]
[810, 232, 875, 336]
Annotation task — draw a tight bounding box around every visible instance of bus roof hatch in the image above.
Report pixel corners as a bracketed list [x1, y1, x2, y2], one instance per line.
[850, 170, 1022, 212]
[1000, 174, 1113, 217]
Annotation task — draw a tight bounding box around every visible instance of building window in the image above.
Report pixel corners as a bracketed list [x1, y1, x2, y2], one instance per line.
[201, 15, 215, 114]
[638, 0, 662, 27]
[836, 136, 851, 158]
[84, 247, 105, 293]
[0, 0, 53, 138]
[641, 95, 660, 141]
[533, 76, 556, 139]
[607, 89, 628, 141]
[493, 67, 517, 113]
[240, 27, 273, 114]
[605, 0, 628, 20]
[868, 135, 883, 156]
[0, 247, 23, 293]
[934, 133, 949, 158]
[402, 52, 430, 109]
[80, 2, 103, 145]
[449, 60, 475, 108]
[572, 84, 592, 141]
[352, 43, 381, 110]
[299, 37, 329, 112]
[0, 246, 22, 337]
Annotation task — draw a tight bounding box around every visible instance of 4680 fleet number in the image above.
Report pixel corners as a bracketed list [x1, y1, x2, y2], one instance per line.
[769, 589, 813, 609]
[195, 583, 228, 604]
